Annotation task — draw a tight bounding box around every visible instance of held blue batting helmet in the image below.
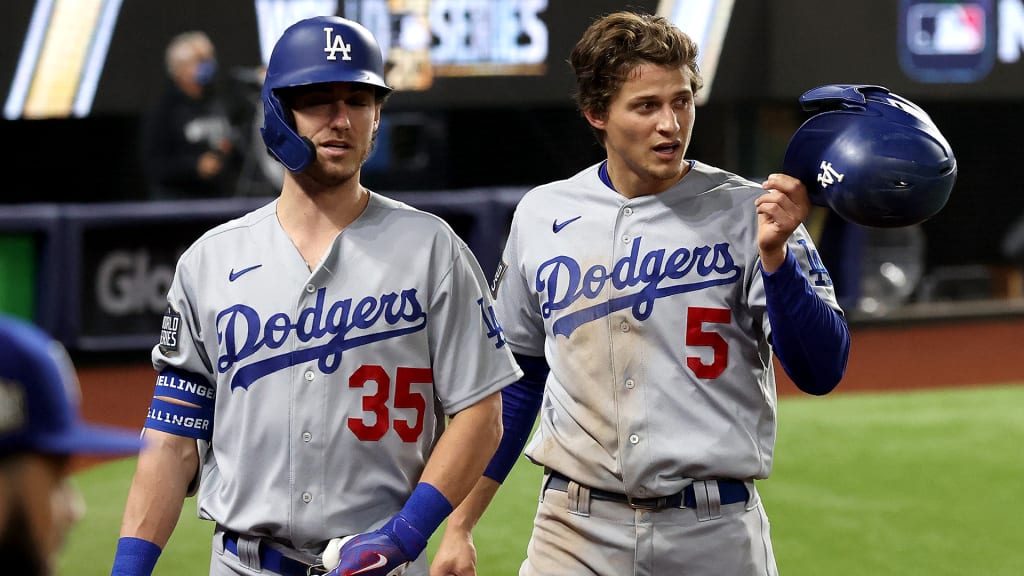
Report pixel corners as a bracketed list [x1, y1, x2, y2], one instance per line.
[782, 84, 956, 228]
[260, 16, 392, 173]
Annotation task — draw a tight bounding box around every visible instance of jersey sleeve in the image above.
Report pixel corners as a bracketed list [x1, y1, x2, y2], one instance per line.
[428, 239, 523, 416]
[151, 251, 215, 384]
[491, 207, 547, 357]
[749, 222, 843, 338]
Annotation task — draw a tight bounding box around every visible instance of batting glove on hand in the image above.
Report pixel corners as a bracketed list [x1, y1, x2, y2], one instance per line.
[324, 514, 427, 576]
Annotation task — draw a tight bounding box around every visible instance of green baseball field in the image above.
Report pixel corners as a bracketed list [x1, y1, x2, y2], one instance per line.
[61, 383, 1023, 575]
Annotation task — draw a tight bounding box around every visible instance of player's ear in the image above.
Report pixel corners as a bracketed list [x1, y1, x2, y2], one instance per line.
[583, 108, 606, 131]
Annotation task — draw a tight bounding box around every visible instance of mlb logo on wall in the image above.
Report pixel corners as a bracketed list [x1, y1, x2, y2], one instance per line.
[899, 0, 997, 82]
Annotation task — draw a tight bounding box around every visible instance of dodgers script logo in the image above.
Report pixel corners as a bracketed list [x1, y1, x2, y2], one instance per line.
[538, 237, 741, 337]
[217, 287, 426, 390]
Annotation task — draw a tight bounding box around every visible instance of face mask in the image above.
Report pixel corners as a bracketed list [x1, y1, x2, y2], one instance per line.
[194, 59, 217, 86]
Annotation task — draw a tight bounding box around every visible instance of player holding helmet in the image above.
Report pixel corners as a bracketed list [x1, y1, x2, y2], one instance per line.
[431, 10, 851, 576]
[110, 16, 520, 576]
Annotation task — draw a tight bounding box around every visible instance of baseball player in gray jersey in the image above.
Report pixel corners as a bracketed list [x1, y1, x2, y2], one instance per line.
[432, 11, 850, 576]
[110, 16, 521, 576]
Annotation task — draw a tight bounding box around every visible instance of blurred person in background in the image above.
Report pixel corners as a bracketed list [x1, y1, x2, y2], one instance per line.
[0, 314, 143, 576]
[140, 31, 246, 200]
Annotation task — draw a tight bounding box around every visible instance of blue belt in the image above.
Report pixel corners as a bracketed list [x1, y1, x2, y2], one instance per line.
[223, 531, 326, 576]
[547, 470, 749, 511]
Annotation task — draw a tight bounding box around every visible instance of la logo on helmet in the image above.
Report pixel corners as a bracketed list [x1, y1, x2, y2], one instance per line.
[323, 27, 353, 61]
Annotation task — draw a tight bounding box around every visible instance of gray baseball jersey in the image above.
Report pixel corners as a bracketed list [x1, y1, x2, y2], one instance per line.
[152, 194, 521, 553]
[493, 160, 841, 499]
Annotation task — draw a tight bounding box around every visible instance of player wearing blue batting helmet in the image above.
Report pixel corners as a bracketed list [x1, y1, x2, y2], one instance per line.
[112, 13, 521, 576]
[783, 84, 957, 228]
[260, 16, 392, 173]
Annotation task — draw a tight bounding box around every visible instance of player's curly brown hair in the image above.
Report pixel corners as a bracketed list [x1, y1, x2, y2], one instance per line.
[570, 11, 703, 142]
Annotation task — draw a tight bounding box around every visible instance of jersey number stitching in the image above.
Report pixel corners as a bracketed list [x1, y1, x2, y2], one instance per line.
[685, 307, 731, 379]
[347, 365, 431, 442]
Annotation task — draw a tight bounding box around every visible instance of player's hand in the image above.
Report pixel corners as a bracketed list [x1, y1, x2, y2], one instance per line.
[755, 173, 810, 272]
[324, 515, 427, 576]
[429, 525, 478, 576]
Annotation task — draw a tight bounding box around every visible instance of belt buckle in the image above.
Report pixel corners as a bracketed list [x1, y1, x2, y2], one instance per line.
[626, 495, 668, 510]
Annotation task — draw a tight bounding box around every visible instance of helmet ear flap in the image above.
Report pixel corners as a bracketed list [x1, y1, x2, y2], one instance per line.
[260, 89, 315, 173]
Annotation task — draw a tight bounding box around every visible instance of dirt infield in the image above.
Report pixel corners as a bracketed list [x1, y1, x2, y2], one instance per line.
[73, 316, 1024, 471]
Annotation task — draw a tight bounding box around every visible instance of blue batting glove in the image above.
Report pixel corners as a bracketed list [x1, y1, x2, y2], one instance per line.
[326, 514, 427, 576]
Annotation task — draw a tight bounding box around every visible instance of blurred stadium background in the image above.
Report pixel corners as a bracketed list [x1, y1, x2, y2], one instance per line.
[4, 0, 1024, 346]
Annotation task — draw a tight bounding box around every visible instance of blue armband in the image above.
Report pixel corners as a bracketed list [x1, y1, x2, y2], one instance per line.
[111, 536, 161, 576]
[484, 354, 547, 483]
[152, 369, 215, 409]
[145, 369, 215, 439]
[145, 398, 214, 440]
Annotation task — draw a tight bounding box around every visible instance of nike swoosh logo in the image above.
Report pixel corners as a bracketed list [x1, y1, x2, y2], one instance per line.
[351, 553, 388, 574]
[228, 264, 263, 282]
[552, 216, 582, 233]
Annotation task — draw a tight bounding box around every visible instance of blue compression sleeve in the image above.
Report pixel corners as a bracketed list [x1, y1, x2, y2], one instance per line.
[763, 250, 851, 395]
[111, 536, 161, 576]
[484, 354, 547, 483]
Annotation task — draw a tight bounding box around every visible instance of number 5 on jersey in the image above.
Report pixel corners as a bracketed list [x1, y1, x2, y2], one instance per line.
[686, 307, 731, 379]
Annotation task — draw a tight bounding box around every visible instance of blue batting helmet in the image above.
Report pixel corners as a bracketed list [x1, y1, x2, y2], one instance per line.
[260, 16, 392, 173]
[782, 84, 956, 228]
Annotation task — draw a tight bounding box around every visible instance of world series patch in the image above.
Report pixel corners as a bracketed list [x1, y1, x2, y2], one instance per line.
[159, 305, 182, 355]
[490, 259, 508, 299]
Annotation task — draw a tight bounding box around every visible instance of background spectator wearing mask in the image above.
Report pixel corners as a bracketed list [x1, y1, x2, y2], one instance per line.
[140, 31, 245, 200]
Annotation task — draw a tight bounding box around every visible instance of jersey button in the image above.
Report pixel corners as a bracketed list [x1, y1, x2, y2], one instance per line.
[620, 322, 630, 333]
[629, 434, 640, 445]
[623, 207, 634, 216]
[625, 378, 635, 389]
[304, 370, 315, 382]
[305, 284, 316, 294]
[302, 432, 312, 442]
[621, 235, 631, 244]
[302, 492, 312, 503]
